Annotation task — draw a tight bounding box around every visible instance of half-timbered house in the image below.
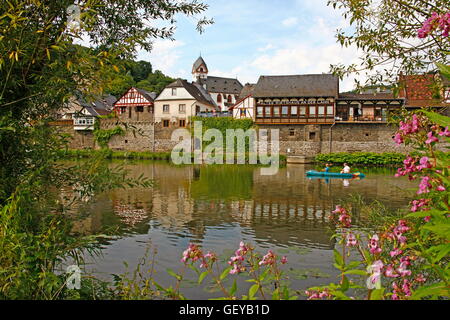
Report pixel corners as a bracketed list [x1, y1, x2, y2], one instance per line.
[113, 87, 157, 122]
[253, 74, 339, 125]
[230, 83, 255, 119]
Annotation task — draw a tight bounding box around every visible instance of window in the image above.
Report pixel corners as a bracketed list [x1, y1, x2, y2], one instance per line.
[299, 106, 306, 116]
[289, 129, 295, 137]
[171, 88, 177, 96]
[163, 120, 170, 127]
[257, 107, 263, 118]
[120, 107, 126, 114]
[240, 109, 246, 117]
[179, 104, 186, 113]
[163, 105, 170, 113]
[179, 120, 186, 127]
[291, 106, 298, 116]
[217, 94, 222, 103]
[227, 95, 232, 103]
[148, 106, 153, 113]
[318, 106, 325, 116]
[265, 107, 271, 117]
[309, 132, 316, 140]
[136, 106, 144, 112]
[309, 106, 317, 116]
[282, 106, 289, 117]
[327, 106, 334, 117]
[273, 106, 280, 117]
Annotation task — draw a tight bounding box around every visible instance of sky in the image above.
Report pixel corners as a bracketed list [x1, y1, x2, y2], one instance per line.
[136, 0, 365, 92]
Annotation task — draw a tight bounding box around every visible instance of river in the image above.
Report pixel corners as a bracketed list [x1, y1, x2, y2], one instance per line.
[68, 161, 416, 299]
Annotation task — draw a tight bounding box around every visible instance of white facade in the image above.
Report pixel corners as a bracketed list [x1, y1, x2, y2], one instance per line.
[154, 86, 216, 126]
[210, 92, 238, 112]
[231, 95, 255, 120]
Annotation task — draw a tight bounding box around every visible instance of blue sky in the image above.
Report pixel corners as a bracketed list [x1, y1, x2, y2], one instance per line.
[137, 0, 363, 91]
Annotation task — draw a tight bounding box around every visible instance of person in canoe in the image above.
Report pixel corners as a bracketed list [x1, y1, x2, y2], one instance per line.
[322, 163, 331, 173]
[340, 163, 351, 174]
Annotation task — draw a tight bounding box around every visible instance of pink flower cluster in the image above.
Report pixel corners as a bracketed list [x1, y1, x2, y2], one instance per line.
[181, 243, 204, 264]
[305, 289, 332, 300]
[367, 260, 384, 289]
[418, 12, 450, 38]
[410, 198, 430, 212]
[259, 250, 276, 266]
[395, 156, 432, 178]
[331, 205, 352, 228]
[368, 235, 382, 255]
[385, 256, 413, 279]
[228, 242, 249, 274]
[346, 232, 357, 247]
[392, 279, 412, 300]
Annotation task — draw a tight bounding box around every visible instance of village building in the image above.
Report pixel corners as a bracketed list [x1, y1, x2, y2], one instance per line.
[191, 56, 244, 112]
[398, 73, 450, 114]
[230, 83, 255, 119]
[57, 93, 116, 131]
[113, 87, 157, 122]
[154, 78, 217, 127]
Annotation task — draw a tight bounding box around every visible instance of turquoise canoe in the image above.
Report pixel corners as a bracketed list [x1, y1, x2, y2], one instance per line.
[306, 170, 365, 179]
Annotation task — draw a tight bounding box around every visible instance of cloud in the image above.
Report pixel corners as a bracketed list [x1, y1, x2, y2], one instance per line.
[257, 43, 275, 52]
[136, 39, 185, 75]
[282, 17, 299, 27]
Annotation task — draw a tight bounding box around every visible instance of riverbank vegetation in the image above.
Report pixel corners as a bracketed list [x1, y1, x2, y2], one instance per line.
[315, 152, 406, 166]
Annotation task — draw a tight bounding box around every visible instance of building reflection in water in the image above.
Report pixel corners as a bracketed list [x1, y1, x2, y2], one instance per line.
[70, 161, 415, 251]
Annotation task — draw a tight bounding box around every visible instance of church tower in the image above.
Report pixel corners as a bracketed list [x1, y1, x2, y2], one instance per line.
[192, 56, 208, 81]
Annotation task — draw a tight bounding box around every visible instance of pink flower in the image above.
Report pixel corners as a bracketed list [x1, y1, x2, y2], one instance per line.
[306, 289, 331, 300]
[259, 250, 276, 266]
[397, 262, 412, 277]
[393, 133, 404, 145]
[424, 216, 431, 223]
[425, 131, 439, 144]
[439, 126, 450, 137]
[436, 185, 446, 191]
[385, 265, 399, 278]
[368, 235, 382, 255]
[367, 260, 384, 289]
[346, 233, 357, 247]
[417, 157, 432, 170]
[181, 243, 204, 264]
[390, 248, 403, 257]
[416, 274, 427, 283]
[411, 198, 430, 212]
[281, 256, 288, 264]
[417, 176, 432, 194]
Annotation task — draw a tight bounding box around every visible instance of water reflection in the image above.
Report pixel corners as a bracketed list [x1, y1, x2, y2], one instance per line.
[68, 161, 416, 296]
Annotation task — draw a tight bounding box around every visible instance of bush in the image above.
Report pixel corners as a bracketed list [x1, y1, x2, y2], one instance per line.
[315, 152, 406, 166]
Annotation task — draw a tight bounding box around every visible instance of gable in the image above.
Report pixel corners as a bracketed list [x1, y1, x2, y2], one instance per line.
[114, 87, 154, 107]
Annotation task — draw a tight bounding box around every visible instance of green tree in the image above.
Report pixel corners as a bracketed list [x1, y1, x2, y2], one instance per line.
[0, 0, 211, 299]
[328, 0, 449, 87]
[136, 70, 175, 94]
[126, 60, 153, 83]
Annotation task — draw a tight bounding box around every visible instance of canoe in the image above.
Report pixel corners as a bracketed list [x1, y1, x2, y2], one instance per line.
[306, 170, 366, 179]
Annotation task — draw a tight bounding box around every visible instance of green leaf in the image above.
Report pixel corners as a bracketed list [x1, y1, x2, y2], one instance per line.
[411, 282, 450, 299]
[343, 269, 367, 276]
[198, 271, 209, 285]
[370, 288, 385, 300]
[166, 268, 182, 281]
[230, 279, 237, 296]
[249, 284, 259, 299]
[220, 267, 232, 281]
[421, 110, 450, 128]
[333, 249, 344, 266]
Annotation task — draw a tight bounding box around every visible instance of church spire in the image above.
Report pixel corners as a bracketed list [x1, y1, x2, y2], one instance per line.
[192, 56, 208, 81]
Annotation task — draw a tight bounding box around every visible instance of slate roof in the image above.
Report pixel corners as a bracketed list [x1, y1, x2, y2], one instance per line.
[239, 83, 256, 99]
[197, 76, 244, 95]
[166, 79, 217, 108]
[136, 88, 157, 102]
[192, 56, 208, 73]
[338, 92, 399, 100]
[253, 74, 339, 98]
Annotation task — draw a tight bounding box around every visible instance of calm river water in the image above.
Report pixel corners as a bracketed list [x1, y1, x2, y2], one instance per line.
[70, 161, 416, 299]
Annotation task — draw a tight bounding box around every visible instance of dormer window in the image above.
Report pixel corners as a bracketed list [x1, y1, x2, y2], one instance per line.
[171, 88, 177, 96]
